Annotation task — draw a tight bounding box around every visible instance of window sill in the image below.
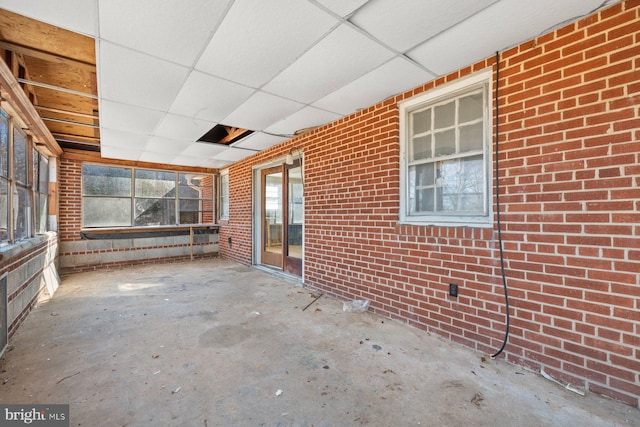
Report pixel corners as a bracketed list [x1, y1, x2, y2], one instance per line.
[397, 219, 493, 228]
[0, 232, 58, 260]
[80, 224, 219, 240]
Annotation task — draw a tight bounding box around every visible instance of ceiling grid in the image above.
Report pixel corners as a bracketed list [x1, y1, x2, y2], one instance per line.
[0, 0, 618, 168]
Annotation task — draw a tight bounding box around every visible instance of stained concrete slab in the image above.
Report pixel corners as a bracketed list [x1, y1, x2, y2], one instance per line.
[1, 259, 638, 426]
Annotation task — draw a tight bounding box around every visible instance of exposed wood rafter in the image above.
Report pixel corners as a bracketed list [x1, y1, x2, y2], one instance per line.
[0, 8, 99, 154]
[42, 116, 99, 128]
[0, 57, 61, 156]
[219, 126, 249, 145]
[16, 78, 98, 99]
[34, 105, 99, 120]
[0, 40, 95, 72]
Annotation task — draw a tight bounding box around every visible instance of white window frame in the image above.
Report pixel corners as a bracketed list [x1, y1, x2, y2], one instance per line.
[399, 69, 493, 227]
[219, 169, 229, 221]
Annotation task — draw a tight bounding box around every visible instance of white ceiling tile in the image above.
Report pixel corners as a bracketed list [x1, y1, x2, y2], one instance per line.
[262, 23, 394, 104]
[144, 136, 192, 154]
[181, 142, 228, 158]
[100, 100, 165, 135]
[211, 147, 256, 162]
[154, 114, 215, 141]
[100, 145, 143, 161]
[199, 159, 234, 169]
[314, 0, 370, 18]
[0, 0, 97, 35]
[408, 0, 610, 76]
[99, 41, 190, 111]
[232, 132, 288, 151]
[98, 0, 233, 66]
[100, 128, 149, 149]
[196, 0, 338, 88]
[137, 151, 178, 164]
[223, 92, 304, 131]
[168, 71, 256, 122]
[169, 155, 207, 167]
[351, 0, 498, 53]
[314, 57, 435, 115]
[264, 106, 341, 136]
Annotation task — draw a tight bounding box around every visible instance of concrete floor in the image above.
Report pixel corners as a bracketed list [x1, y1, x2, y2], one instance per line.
[1, 259, 638, 426]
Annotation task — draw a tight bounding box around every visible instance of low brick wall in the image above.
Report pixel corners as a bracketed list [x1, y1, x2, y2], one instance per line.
[1, 232, 60, 338]
[59, 232, 219, 274]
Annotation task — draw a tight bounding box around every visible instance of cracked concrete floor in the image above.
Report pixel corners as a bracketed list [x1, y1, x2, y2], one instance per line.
[1, 259, 638, 426]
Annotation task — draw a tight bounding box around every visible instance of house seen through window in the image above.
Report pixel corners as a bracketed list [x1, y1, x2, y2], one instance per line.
[82, 164, 214, 228]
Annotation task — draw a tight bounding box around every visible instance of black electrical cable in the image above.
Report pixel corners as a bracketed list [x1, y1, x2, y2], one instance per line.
[491, 51, 510, 359]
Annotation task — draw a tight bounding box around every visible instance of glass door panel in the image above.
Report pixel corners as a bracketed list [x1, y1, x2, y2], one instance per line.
[262, 168, 283, 267]
[285, 164, 303, 275]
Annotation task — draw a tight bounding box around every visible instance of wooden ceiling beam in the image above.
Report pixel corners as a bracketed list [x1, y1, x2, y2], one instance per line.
[0, 57, 62, 156]
[219, 126, 250, 145]
[52, 132, 100, 144]
[34, 105, 99, 120]
[0, 40, 95, 72]
[16, 78, 98, 99]
[42, 116, 99, 128]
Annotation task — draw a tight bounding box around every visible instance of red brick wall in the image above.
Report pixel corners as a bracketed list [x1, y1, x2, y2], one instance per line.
[218, 159, 254, 265]
[59, 156, 82, 242]
[220, 1, 640, 406]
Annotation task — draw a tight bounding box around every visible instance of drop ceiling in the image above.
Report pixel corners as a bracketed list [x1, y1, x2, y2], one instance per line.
[0, 0, 616, 169]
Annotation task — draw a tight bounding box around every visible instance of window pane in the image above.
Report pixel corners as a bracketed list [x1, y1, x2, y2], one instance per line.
[83, 165, 131, 196]
[414, 163, 434, 186]
[459, 93, 483, 123]
[412, 135, 431, 161]
[416, 188, 434, 212]
[135, 170, 175, 198]
[0, 111, 8, 177]
[434, 101, 455, 129]
[409, 163, 435, 214]
[439, 155, 485, 214]
[178, 174, 213, 224]
[83, 197, 132, 227]
[434, 129, 455, 157]
[220, 174, 229, 218]
[179, 198, 200, 212]
[39, 155, 49, 193]
[13, 127, 28, 185]
[412, 108, 431, 135]
[0, 178, 8, 240]
[460, 123, 484, 152]
[36, 194, 48, 234]
[14, 186, 31, 240]
[179, 199, 200, 224]
[134, 198, 175, 226]
[178, 173, 207, 198]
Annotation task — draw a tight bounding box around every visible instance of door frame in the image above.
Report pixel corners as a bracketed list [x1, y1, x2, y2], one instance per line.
[252, 155, 304, 279]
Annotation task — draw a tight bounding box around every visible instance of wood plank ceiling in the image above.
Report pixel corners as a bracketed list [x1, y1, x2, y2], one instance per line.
[0, 8, 99, 152]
